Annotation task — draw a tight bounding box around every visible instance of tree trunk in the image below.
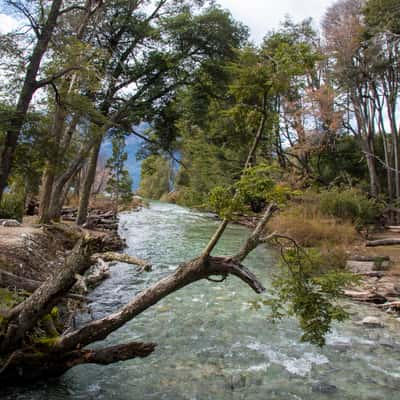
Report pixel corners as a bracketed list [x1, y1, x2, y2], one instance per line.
[76, 133, 103, 225]
[0, 0, 63, 201]
[48, 153, 87, 221]
[1, 238, 95, 353]
[39, 105, 68, 223]
[361, 138, 380, 197]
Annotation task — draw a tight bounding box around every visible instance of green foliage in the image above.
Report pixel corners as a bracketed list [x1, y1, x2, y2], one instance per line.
[208, 186, 242, 219]
[208, 164, 293, 218]
[319, 189, 383, 229]
[139, 155, 172, 200]
[0, 175, 26, 221]
[251, 248, 356, 346]
[0, 193, 24, 221]
[364, 0, 400, 34]
[309, 136, 369, 188]
[105, 132, 133, 207]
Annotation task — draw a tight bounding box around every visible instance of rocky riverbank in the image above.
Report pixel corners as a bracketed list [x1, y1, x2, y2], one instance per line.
[234, 213, 400, 321]
[343, 232, 400, 318]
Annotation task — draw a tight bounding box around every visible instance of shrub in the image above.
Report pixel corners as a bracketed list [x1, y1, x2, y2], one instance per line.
[319, 189, 382, 229]
[0, 192, 24, 221]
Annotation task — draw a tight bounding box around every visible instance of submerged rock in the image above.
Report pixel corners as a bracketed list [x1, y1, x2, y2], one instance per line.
[360, 316, 384, 328]
[312, 382, 338, 394]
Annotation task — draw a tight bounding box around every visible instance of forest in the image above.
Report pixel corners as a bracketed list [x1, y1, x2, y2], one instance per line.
[1, 0, 400, 398]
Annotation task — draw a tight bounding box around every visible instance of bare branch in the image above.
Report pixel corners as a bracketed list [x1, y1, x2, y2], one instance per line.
[58, 6, 88, 16]
[92, 252, 151, 270]
[233, 203, 278, 263]
[35, 66, 80, 88]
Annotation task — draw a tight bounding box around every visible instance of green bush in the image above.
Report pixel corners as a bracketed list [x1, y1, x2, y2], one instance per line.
[0, 192, 25, 221]
[319, 189, 382, 229]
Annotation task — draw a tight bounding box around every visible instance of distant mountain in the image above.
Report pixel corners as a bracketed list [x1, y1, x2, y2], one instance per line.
[100, 123, 149, 190]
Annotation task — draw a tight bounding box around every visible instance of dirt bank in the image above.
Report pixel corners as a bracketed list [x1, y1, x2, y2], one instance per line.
[0, 223, 125, 282]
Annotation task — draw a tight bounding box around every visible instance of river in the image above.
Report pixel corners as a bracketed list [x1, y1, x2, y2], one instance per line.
[2, 202, 400, 399]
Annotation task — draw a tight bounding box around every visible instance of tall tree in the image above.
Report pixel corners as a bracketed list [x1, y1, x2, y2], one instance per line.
[0, 0, 83, 201]
[75, 0, 247, 224]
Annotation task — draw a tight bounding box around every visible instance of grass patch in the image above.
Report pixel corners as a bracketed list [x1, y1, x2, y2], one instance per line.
[270, 205, 359, 248]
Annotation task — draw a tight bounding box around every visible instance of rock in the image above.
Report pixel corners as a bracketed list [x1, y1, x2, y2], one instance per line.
[329, 342, 351, 353]
[346, 261, 376, 273]
[360, 316, 384, 328]
[227, 375, 247, 391]
[0, 219, 21, 227]
[312, 382, 338, 394]
[375, 279, 400, 298]
[380, 261, 391, 270]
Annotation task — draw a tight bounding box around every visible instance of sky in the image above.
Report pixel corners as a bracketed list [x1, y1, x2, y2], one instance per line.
[0, 1, 336, 39]
[217, 0, 336, 42]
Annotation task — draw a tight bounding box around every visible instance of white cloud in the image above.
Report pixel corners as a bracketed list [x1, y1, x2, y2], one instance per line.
[0, 13, 18, 34]
[0, 2, 337, 40]
[217, 0, 336, 42]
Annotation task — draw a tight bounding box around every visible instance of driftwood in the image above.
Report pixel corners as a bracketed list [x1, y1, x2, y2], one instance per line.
[366, 239, 400, 247]
[377, 301, 400, 310]
[344, 290, 387, 304]
[85, 258, 110, 287]
[0, 269, 88, 302]
[92, 252, 152, 270]
[0, 341, 156, 380]
[61, 207, 118, 232]
[348, 255, 390, 262]
[356, 271, 385, 278]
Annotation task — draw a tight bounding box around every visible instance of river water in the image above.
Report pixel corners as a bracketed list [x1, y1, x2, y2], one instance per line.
[2, 202, 400, 399]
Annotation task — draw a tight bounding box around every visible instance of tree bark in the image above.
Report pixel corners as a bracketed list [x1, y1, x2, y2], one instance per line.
[76, 133, 103, 225]
[0, 341, 156, 382]
[48, 151, 87, 221]
[39, 105, 67, 223]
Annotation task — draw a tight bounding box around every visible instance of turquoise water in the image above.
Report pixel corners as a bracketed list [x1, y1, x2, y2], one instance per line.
[2, 202, 400, 399]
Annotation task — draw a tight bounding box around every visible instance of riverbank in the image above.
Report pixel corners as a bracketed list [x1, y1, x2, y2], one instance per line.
[234, 210, 400, 321]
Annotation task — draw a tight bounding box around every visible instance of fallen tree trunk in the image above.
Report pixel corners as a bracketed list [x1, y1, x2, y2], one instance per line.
[0, 269, 88, 302]
[0, 126, 279, 382]
[0, 341, 156, 381]
[1, 238, 97, 353]
[0, 205, 274, 382]
[366, 239, 400, 247]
